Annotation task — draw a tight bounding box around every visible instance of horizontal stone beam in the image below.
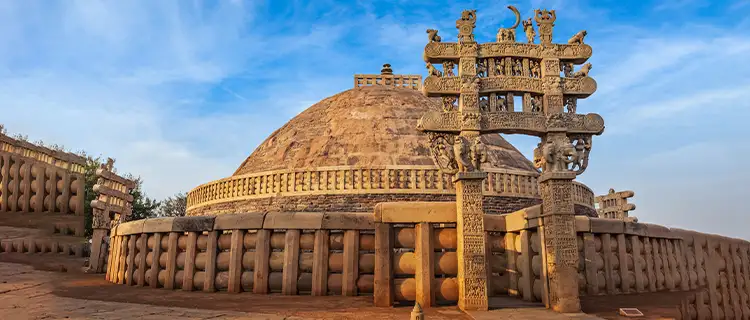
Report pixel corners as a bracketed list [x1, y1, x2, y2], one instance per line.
[92, 184, 134, 202]
[374, 202, 456, 223]
[91, 200, 132, 216]
[417, 111, 605, 136]
[422, 76, 597, 97]
[95, 169, 137, 189]
[423, 42, 593, 63]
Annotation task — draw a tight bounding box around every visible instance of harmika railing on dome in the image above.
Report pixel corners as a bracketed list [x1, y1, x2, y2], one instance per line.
[185, 166, 595, 211]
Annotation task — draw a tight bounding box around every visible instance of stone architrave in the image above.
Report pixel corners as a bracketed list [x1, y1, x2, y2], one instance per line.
[418, 7, 603, 313]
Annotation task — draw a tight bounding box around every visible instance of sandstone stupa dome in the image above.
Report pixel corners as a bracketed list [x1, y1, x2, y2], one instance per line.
[234, 85, 537, 175]
[186, 82, 596, 217]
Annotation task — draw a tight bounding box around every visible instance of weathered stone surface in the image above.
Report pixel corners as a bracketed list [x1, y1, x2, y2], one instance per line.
[234, 86, 537, 175]
[172, 216, 215, 232]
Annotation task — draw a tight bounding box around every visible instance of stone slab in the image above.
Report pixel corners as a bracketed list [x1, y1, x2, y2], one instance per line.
[142, 217, 175, 233]
[263, 212, 323, 229]
[116, 220, 145, 236]
[172, 216, 215, 232]
[321, 212, 374, 230]
[374, 202, 456, 223]
[213, 212, 266, 230]
[589, 218, 624, 234]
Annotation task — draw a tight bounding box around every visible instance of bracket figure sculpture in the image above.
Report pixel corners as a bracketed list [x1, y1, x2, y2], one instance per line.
[420, 7, 604, 313]
[88, 158, 136, 274]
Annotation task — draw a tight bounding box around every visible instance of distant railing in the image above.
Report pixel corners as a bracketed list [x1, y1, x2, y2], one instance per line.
[186, 166, 595, 213]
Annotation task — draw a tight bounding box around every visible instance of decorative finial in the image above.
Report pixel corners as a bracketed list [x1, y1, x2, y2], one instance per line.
[410, 302, 424, 320]
[381, 64, 393, 75]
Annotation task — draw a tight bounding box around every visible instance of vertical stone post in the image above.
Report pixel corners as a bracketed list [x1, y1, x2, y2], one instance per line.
[455, 172, 489, 311]
[538, 170, 581, 313]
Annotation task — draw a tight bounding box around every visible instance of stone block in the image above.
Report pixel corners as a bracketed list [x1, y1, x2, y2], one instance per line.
[116, 220, 145, 235]
[213, 212, 266, 230]
[624, 221, 647, 236]
[142, 217, 175, 233]
[374, 202, 456, 223]
[263, 212, 323, 229]
[504, 205, 541, 232]
[483, 215, 505, 232]
[172, 216, 215, 232]
[575, 216, 591, 232]
[643, 223, 674, 239]
[590, 218, 625, 234]
[321, 212, 374, 230]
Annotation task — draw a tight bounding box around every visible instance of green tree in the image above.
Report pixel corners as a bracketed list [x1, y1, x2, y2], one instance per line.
[123, 174, 160, 221]
[157, 192, 187, 217]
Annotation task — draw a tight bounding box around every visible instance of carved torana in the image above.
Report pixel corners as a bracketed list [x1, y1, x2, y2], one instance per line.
[418, 6, 605, 313]
[596, 188, 637, 222]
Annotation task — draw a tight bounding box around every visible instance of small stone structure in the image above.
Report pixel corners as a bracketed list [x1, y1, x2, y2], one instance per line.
[0, 130, 87, 256]
[89, 159, 135, 273]
[354, 64, 422, 90]
[596, 189, 637, 222]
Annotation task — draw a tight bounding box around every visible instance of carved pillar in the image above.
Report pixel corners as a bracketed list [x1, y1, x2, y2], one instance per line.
[541, 58, 564, 114]
[455, 172, 489, 311]
[539, 169, 580, 312]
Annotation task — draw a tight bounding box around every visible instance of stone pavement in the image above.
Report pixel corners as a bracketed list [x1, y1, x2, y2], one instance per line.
[0, 261, 607, 320]
[0, 263, 287, 320]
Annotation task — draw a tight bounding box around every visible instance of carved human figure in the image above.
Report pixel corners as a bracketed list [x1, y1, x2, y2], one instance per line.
[476, 59, 488, 77]
[561, 62, 574, 77]
[444, 61, 455, 77]
[479, 96, 489, 112]
[531, 61, 541, 78]
[513, 59, 523, 76]
[530, 97, 542, 113]
[571, 63, 592, 78]
[453, 136, 474, 172]
[496, 96, 507, 112]
[494, 58, 505, 76]
[567, 30, 587, 44]
[427, 29, 442, 43]
[470, 137, 487, 171]
[522, 18, 536, 43]
[564, 97, 577, 113]
[443, 96, 457, 112]
[429, 133, 458, 174]
[569, 137, 591, 174]
[427, 62, 443, 77]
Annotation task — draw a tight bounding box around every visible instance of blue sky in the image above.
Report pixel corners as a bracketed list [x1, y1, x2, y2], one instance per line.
[1, 0, 749, 239]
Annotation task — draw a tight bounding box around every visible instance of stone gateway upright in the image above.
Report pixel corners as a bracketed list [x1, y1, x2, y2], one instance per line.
[418, 6, 603, 312]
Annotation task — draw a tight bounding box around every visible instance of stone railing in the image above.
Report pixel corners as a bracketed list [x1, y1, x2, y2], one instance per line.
[0, 133, 86, 174]
[186, 166, 596, 213]
[0, 130, 86, 216]
[106, 212, 378, 295]
[354, 74, 422, 90]
[103, 205, 749, 316]
[0, 132, 88, 257]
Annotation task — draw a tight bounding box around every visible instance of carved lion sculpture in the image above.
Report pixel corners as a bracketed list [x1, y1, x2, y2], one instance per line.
[426, 29, 441, 43]
[461, 10, 477, 22]
[568, 30, 587, 45]
[571, 63, 592, 78]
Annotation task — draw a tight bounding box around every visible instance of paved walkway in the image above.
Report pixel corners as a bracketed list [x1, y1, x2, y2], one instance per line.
[0, 259, 608, 320]
[0, 263, 287, 320]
